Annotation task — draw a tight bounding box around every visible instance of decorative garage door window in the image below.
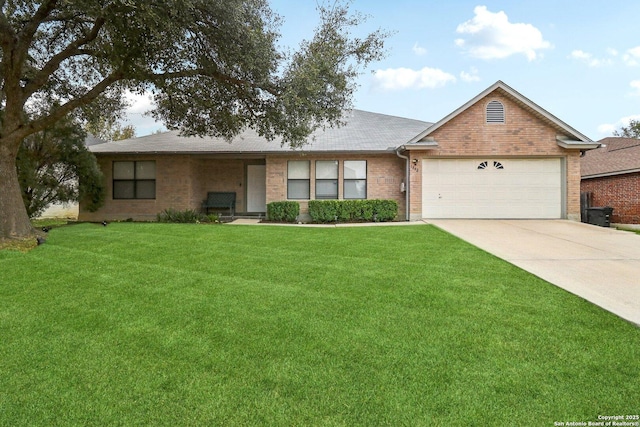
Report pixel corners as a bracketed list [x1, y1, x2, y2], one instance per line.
[477, 161, 504, 170]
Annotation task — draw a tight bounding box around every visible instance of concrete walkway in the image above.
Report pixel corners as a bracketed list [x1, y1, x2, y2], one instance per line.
[428, 220, 640, 326]
[227, 218, 426, 227]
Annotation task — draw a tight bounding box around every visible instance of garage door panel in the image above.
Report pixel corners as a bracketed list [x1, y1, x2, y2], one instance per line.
[422, 158, 562, 219]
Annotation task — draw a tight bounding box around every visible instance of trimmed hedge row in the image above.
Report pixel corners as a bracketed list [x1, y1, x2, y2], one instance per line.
[157, 208, 219, 223]
[267, 201, 300, 223]
[308, 199, 398, 223]
[266, 200, 398, 223]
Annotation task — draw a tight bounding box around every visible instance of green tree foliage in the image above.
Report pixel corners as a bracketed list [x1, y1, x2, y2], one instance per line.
[613, 119, 640, 138]
[0, 0, 388, 239]
[17, 117, 105, 218]
[85, 116, 135, 141]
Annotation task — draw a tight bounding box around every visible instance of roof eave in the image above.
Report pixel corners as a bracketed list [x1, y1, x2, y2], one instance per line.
[91, 148, 401, 156]
[556, 136, 601, 150]
[398, 140, 440, 151]
[582, 168, 640, 179]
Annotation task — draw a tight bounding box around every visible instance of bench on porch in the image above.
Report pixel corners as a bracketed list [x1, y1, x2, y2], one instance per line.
[202, 192, 236, 217]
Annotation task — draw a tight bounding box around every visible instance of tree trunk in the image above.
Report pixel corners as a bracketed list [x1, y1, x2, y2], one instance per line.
[0, 139, 34, 240]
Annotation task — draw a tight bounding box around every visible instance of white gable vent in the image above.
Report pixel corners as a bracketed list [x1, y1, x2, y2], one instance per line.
[486, 100, 505, 124]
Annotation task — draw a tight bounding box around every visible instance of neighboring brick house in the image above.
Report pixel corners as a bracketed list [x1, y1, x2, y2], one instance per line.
[581, 137, 640, 224]
[79, 81, 598, 222]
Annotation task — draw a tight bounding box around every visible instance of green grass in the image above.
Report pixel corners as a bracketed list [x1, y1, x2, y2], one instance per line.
[1, 223, 638, 426]
[31, 218, 74, 228]
[617, 225, 640, 235]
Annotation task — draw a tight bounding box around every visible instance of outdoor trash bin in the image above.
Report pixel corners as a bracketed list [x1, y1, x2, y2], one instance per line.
[586, 206, 613, 227]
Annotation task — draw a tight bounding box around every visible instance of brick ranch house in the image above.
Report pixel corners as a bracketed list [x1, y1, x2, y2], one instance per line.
[581, 137, 640, 224]
[79, 81, 599, 222]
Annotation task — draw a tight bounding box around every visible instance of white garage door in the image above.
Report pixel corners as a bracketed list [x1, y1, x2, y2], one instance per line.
[422, 158, 562, 219]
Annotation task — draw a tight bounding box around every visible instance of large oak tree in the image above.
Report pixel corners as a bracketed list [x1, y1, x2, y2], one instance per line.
[0, 0, 387, 240]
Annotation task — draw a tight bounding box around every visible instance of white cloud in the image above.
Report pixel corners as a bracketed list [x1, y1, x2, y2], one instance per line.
[125, 90, 155, 114]
[606, 47, 618, 57]
[460, 66, 480, 82]
[623, 46, 640, 66]
[123, 90, 166, 136]
[412, 42, 427, 56]
[631, 80, 640, 96]
[455, 6, 551, 61]
[568, 49, 612, 67]
[372, 67, 456, 90]
[596, 123, 616, 135]
[597, 113, 640, 135]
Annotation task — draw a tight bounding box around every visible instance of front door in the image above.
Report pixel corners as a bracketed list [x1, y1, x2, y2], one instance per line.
[246, 164, 267, 212]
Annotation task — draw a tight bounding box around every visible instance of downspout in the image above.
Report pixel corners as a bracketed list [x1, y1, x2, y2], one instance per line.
[395, 146, 410, 221]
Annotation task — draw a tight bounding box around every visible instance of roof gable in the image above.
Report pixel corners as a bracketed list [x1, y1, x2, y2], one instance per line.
[409, 80, 593, 144]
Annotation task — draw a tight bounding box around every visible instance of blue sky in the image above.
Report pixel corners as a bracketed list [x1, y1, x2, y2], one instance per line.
[126, 1, 640, 140]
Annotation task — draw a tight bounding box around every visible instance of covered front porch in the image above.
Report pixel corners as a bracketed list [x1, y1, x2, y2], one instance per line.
[194, 156, 267, 219]
[78, 154, 268, 222]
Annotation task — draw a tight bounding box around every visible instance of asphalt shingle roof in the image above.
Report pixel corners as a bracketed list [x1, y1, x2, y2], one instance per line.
[90, 110, 432, 154]
[581, 137, 640, 178]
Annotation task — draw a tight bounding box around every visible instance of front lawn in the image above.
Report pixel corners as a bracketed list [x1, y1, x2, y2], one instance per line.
[1, 223, 638, 425]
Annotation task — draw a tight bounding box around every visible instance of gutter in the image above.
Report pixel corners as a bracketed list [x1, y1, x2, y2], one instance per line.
[395, 146, 410, 221]
[582, 168, 640, 180]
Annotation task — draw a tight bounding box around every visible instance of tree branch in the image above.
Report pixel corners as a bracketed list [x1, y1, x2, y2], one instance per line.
[11, 70, 124, 142]
[17, 0, 59, 51]
[22, 14, 106, 99]
[0, 1, 59, 128]
[151, 68, 278, 96]
[0, 6, 15, 47]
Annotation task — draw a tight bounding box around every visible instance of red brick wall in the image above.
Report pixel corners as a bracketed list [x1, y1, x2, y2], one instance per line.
[266, 154, 407, 219]
[407, 91, 582, 220]
[581, 173, 640, 223]
[191, 158, 246, 211]
[80, 153, 407, 221]
[79, 155, 246, 221]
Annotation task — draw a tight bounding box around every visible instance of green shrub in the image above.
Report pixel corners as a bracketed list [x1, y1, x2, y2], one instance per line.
[267, 201, 300, 222]
[373, 199, 398, 222]
[157, 208, 209, 223]
[308, 200, 398, 223]
[308, 200, 339, 223]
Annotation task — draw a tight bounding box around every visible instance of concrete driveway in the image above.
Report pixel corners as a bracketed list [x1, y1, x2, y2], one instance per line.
[428, 220, 640, 326]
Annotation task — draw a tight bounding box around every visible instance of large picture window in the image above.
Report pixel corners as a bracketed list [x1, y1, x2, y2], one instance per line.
[344, 160, 367, 199]
[287, 160, 310, 199]
[113, 161, 156, 199]
[315, 160, 338, 199]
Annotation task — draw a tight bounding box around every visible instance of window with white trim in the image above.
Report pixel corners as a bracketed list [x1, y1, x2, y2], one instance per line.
[315, 160, 338, 199]
[343, 160, 367, 199]
[486, 100, 505, 124]
[113, 161, 156, 199]
[287, 160, 310, 199]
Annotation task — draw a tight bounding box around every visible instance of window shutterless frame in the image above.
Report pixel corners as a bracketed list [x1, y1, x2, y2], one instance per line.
[112, 161, 156, 199]
[287, 160, 310, 199]
[343, 160, 367, 199]
[315, 160, 338, 199]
